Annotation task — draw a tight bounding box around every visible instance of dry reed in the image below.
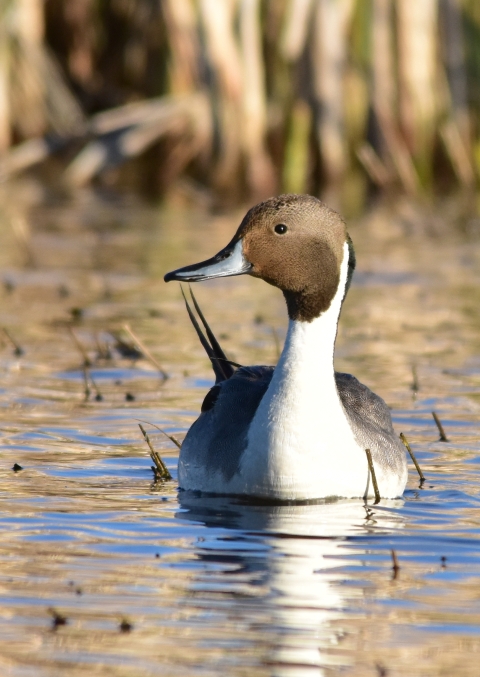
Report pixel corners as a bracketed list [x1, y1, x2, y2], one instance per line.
[1, 0, 479, 205]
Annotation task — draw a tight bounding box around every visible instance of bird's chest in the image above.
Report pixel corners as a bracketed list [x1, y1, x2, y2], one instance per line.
[237, 354, 366, 499]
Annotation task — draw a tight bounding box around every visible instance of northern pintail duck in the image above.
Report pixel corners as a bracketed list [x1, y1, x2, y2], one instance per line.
[165, 194, 408, 500]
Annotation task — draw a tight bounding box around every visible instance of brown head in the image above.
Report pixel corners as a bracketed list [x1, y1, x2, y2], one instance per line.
[165, 194, 355, 322]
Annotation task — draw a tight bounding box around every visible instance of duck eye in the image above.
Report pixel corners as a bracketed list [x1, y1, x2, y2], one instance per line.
[274, 224, 288, 235]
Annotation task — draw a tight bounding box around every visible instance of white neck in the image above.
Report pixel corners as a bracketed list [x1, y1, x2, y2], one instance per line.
[238, 241, 366, 499]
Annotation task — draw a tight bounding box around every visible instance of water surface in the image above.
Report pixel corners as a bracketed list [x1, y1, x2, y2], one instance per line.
[0, 185, 479, 676]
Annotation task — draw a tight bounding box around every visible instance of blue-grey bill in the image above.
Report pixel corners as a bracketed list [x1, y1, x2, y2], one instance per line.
[164, 239, 251, 282]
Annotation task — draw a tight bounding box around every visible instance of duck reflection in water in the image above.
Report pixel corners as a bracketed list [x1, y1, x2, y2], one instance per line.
[176, 493, 405, 676]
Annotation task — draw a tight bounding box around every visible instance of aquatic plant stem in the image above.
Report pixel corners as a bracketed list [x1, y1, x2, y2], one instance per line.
[82, 365, 91, 400]
[432, 411, 449, 442]
[82, 365, 103, 401]
[411, 363, 419, 393]
[123, 324, 168, 381]
[68, 327, 91, 366]
[400, 432, 425, 482]
[391, 549, 400, 579]
[135, 418, 181, 450]
[365, 448, 380, 504]
[139, 424, 172, 481]
[1, 327, 24, 356]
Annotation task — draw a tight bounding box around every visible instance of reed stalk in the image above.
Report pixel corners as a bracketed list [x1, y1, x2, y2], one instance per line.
[441, 0, 470, 144]
[0, 7, 10, 153]
[397, 0, 438, 185]
[311, 0, 351, 186]
[239, 0, 276, 198]
[199, 0, 243, 197]
[10, 0, 46, 138]
[371, 0, 395, 178]
[283, 99, 312, 194]
[281, 0, 314, 62]
[162, 0, 201, 94]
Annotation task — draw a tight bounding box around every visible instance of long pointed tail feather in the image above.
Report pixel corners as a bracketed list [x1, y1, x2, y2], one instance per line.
[189, 286, 232, 370]
[180, 286, 237, 383]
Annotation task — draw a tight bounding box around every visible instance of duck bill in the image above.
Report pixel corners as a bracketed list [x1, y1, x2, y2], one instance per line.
[164, 238, 251, 282]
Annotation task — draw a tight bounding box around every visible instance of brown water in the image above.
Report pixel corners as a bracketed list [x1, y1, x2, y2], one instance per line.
[0, 183, 480, 676]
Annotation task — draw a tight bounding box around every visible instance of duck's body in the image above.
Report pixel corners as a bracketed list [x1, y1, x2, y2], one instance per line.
[165, 195, 408, 501]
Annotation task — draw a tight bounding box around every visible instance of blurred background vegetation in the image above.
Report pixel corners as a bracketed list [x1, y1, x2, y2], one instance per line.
[1, 0, 480, 212]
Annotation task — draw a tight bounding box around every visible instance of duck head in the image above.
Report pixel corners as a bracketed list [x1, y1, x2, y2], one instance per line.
[164, 194, 355, 322]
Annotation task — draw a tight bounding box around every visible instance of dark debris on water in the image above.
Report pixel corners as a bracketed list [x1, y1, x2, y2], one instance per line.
[48, 607, 68, 630]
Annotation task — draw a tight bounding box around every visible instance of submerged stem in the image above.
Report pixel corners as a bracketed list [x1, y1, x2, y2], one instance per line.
[139, 424, 172, 481]
[391, 549, 400, 579]
[432, 411, 449, 442]
[400, 432, 425, 483]
[135, 418, 181, 450]
[365, 448, 380, 504]
[123, 324, 168, 380]
[2, 327, 24, 356]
